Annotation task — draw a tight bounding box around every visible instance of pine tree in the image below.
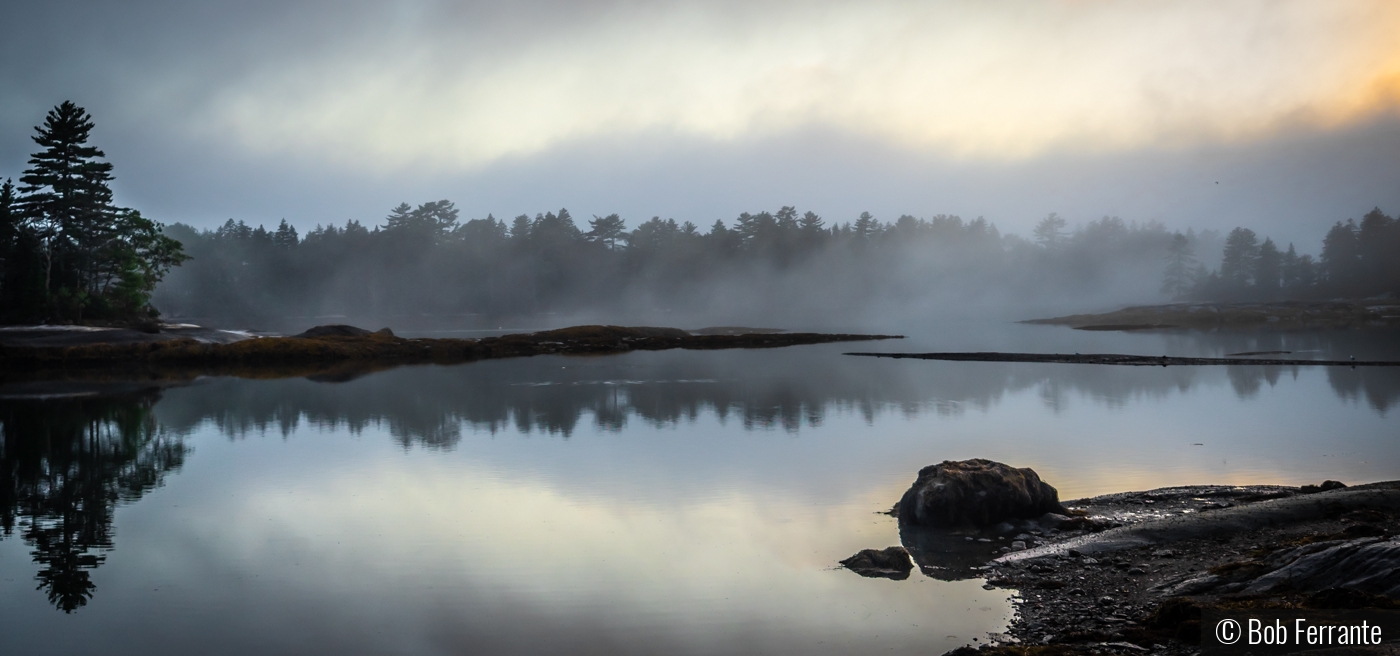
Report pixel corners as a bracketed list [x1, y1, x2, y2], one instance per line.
[1219, 227, 1260, 293]
[1160, 232, 1197, 298]
[273, 219, 299, 248]
[586, 214, 626, 249]
[14, 101, 186, 321]
[1254, 238, 1281, 299]
[1032, 213, 1067, 248]
[17, 101, 116, 316]
[1320, 220, 1361, 295]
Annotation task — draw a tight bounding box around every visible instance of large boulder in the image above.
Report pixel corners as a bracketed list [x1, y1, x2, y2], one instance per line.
[897, 459, 1068, 528]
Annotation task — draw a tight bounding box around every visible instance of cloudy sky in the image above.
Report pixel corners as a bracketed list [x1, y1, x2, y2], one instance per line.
[2, 0, 1398, 247]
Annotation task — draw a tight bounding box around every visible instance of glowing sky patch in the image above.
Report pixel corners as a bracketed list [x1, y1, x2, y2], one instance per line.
[185, 0, 1400, 169]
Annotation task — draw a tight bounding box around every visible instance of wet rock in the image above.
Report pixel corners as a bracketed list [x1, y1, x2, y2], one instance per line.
[839, 546, 913, 580]
[897, 459, 1068, 528]
[1243, 536, 1400, 597]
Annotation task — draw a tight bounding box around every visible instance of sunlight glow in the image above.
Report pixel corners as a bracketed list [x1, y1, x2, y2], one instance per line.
[191, 0, 1400, 169]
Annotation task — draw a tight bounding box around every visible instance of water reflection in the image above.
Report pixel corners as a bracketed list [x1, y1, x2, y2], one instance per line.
[0, 391, 187, 612]
[141, 344, 1400, 451]
[0, 328, 1396, 623]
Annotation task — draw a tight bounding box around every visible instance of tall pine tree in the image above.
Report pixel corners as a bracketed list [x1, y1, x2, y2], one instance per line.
[12, 101, 187, 322]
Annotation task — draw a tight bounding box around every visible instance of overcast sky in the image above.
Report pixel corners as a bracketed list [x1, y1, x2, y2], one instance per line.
[2, 0, 1398, 249]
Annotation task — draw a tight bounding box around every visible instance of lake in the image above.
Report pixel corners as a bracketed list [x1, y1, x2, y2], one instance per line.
[2, 323, 1397, 655]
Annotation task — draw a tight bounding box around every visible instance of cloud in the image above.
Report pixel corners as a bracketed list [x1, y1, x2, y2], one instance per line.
[149, 0, 1400, 170]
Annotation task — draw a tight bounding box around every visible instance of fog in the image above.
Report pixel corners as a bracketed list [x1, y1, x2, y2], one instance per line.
[150, 203, 1232, 332]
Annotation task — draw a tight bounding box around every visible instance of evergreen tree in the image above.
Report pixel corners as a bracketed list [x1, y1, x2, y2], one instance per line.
[1160, 232, 1197, 298]
[1320, 220, 1361, 294]
[273, 219, 299, 248]
[1032, 213, 1067, 248]
[1280, 243, 1300, 295]
[17, 102, 117, 316]
[1254, 238, 1281, 299]
[13, 101, 186, 321]
[1356, 208, 1397, 295]
[1219, 227, 1260, 293]
[586, 213, 626, 248]
[852, 212, 879, 239]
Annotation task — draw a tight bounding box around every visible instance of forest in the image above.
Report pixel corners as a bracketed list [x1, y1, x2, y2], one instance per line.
[2, 102, 1398, 328]
[149, 202, 1399, 329]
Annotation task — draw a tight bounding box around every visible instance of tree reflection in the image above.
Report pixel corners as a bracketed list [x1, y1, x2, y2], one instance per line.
[0, 392, 187, 612]
[143, 332, 1400, 450]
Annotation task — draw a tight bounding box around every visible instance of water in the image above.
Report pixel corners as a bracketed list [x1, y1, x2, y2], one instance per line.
[1, 324, 1397, 655]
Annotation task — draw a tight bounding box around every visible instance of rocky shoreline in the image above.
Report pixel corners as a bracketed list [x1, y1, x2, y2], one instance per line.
[0, 323, 902, 374]
[840, 460, 1400, 655]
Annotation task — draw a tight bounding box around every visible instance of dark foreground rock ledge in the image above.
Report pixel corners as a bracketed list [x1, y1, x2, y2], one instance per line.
[843, 459, 1400, 656]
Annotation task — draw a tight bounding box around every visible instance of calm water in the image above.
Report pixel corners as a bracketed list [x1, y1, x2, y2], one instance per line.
[2, 324, 1398, 655]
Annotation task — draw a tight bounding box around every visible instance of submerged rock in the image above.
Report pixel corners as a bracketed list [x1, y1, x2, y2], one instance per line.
[897, 459, 1068, 528]
[839, 546, 913, 580]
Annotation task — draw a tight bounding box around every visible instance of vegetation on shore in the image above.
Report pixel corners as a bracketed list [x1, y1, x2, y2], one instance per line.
[1025, 299, 1400, 331]
[0, 324, 902, 371]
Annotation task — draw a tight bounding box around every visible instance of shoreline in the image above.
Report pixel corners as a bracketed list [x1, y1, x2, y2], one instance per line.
[0, 324, 902, 376]
[933, 481, 1400, 655]
[845, 351, 1400, 367]
[1022, 300, 1400, 332]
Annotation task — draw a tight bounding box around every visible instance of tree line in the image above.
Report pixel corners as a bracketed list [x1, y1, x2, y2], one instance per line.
[155, 202, 1199, 326]
[1173, 210, 1400, 302]
[4, 102, 1395, 328]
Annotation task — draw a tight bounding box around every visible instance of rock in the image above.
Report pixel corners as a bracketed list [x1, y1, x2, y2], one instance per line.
[897, 459, 1068, 528]
[296, 324, 374, 338]
[1011, 541, 1027, 551]
[839, 546, 913, 580]
[1243, 537, 1400, 597]
[1301, 480, 1349, 494]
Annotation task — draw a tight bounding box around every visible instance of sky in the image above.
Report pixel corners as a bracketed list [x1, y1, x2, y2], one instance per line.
[2, 0, 1399, 249]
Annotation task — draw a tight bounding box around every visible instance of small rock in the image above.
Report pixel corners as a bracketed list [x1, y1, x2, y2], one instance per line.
[1097, 596, 1115, 606]
[1011, 541, 1027, 551]
[839, 546, 913, 580]
[1067, 548, 1081, 558]
[1127, 567, 1146, 575]
[1151, 549, 1176, 558]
